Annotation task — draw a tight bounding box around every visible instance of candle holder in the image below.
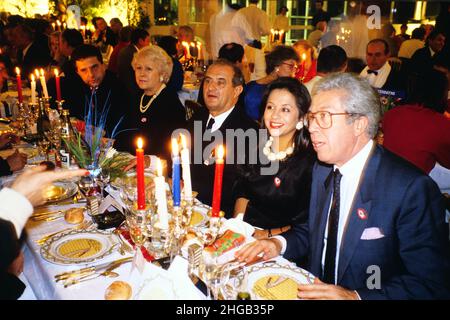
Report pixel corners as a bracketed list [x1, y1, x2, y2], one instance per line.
[55, 100, 65, 115]
[124, 205, 153, 251]
[42, 97, 52, 112]
[201, 212, 225, 245]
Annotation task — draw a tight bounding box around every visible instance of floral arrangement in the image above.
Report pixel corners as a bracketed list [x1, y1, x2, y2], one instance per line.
[378, 89, 404, 116]
[62, 90, 131, 180]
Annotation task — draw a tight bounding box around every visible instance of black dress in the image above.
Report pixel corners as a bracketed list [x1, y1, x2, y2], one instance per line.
[233, 147, 316, 229]
[115, 86, 186, 162]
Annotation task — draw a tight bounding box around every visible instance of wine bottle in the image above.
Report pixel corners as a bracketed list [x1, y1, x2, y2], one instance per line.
[59, 109, 74, 168]
[37, 98, 50, 137]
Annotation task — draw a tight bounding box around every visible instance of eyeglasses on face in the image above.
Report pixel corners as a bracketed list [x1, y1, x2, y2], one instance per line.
[304, 111, 362, 129]
[280, 62, 298, 70]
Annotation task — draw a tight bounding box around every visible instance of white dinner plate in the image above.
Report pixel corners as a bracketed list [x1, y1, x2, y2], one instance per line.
[134, 273, 181, 300]
[40, 229, 118, 265]
[235, 261, 315, 300]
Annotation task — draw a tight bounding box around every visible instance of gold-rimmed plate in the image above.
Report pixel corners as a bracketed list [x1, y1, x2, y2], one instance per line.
[43, 181, 78, 203]
[40, 229, 118, 265]
[110, 171, 155, 189]
[235, 261, 315, 300]
[189, 203, 210, 227]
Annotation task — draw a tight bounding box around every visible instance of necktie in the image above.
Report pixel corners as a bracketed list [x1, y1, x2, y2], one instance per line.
[323, 169, 343, 284]
[205, 117, 215, 132]
[367, 69, 378, 76]
[17, 50, 23, 65]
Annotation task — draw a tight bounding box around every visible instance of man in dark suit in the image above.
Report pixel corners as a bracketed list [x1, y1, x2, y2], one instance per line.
[10, 23, 51, 77]
[410, 30, 446, 76]
[236, 73, 450, 299]
[360, 39, 404, 93]
[62, 44, 129, 137]
[117, 28, 150, 97]
[189, 59, 258, 218]
[0, 165, 87, 299]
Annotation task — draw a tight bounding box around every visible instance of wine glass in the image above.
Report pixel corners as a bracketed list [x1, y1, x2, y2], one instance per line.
[37, 139, 51, 161]
[200, 251, 220, 300]
[125, 210, 148, 249]
[94, 169, 110, 200]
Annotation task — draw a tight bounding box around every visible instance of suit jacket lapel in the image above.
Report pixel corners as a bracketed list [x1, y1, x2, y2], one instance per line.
[337, 146, 380, 283]
[309, 164, 334, 277]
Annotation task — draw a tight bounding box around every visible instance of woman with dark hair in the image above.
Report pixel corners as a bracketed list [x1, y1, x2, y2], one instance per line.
[233, 77, 316, 238]
[382, 68, 450, 173]
[243, 45, 299, 121]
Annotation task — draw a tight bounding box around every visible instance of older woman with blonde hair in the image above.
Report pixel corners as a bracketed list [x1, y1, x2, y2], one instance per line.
[116, 45, 186, 162]
[293, 40, 317, 83]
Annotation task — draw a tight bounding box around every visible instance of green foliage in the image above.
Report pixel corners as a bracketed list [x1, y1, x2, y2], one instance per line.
[63, 131, 133, 181]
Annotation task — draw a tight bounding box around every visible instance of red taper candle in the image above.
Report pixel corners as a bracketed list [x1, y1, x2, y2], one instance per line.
[211, 145, 225, 217]
[136, 137, 146, 209]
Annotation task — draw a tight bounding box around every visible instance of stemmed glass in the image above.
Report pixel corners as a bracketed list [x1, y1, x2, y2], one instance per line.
[37, 138, 51, 161]
[200, 252, 216, 300]
[125, 210, 148, 249]
[201, 251, 229, 300]
[94, 169, 110, 200]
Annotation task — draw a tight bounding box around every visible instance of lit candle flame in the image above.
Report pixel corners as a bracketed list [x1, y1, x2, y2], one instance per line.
[172, 138, 179, 155]
[137, 137, 143, 149]
[15, 67, 20, 75]
[31, 74, 35, 81]
[216, 145, 224, 160]
[180, 134, 187, 149]
[35, 69, 40, 77]
[54, 69, 59, 77]
[40, 68, 45, 76]
[156, 158, 162, 176]
[301, 53, 307, 61]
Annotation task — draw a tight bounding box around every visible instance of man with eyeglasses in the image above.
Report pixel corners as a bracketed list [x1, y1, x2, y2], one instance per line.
[236, 73, 450, 299]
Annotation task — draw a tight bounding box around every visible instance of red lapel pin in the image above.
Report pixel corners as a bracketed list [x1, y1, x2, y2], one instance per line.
[274, 177, 281, 187]
[357, 208, 368, 220]
[141, 117, 147, 123]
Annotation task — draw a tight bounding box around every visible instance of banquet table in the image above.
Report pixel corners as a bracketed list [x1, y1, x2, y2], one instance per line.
[178, 82, 200, 108]
[1, 142, 314, 300]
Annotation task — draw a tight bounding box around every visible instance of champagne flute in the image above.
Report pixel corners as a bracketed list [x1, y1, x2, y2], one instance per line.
[201, 252, 220, 300]
[125, 211, 148, 249]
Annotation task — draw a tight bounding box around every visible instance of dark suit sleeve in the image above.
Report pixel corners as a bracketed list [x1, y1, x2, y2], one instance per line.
[282, 222, 310, 262]
[357, 176, 450, 300]
[0, 157, 12, 176]
[0, 218, 25, 300]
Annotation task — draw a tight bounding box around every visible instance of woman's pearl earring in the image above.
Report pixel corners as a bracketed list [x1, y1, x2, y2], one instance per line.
[296, 121, 304, 130]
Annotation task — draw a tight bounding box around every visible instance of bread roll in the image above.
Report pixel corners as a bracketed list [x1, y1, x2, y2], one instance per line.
[64, 207, 85, 224]
[105, 281, 132, 300]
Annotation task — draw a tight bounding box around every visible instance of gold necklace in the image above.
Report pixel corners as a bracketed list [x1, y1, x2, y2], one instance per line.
[139, 84, 166, 113]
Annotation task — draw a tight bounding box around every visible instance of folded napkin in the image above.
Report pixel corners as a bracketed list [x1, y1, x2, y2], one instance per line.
[219, 213, 255, 238]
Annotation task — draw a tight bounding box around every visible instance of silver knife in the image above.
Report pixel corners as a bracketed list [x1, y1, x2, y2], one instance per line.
[55, 256, 133, 281]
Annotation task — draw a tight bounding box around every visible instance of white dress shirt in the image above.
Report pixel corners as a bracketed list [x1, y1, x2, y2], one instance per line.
[206, 106, 235, 133]
[0, 187, 33, 238]
[360, 62, 391, 88]
[277, 140, 374, 280]
[22, 42, 32, 60]
[231, 4, 271, 40]
[321, 139, 374, 283]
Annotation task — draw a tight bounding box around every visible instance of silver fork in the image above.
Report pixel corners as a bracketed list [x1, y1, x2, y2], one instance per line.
[36, 221, 93, 245]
